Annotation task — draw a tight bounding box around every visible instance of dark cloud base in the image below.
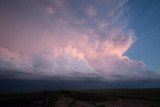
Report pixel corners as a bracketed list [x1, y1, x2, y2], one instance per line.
[0, 78, 160, 92]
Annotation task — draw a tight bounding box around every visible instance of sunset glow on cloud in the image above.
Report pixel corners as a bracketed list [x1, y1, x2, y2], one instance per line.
[0, 0, 159, 81]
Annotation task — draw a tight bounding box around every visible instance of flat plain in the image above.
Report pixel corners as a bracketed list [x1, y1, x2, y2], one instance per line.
[0, 89, 160, 107]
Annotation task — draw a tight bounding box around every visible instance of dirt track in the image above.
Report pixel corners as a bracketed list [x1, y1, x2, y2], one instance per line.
[54, 97, 160, 107]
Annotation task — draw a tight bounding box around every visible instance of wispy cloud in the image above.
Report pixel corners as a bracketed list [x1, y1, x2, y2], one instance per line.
[86, 6, 97, 17]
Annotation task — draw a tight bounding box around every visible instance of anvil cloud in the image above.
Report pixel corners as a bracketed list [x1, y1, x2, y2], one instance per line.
[0, 0, 158, 81]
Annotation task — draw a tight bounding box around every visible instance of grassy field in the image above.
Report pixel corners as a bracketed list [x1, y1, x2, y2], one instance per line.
[0, 89, 160, 107]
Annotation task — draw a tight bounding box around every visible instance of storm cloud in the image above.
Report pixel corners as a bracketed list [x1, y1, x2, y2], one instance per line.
[0, 0, 159, 81]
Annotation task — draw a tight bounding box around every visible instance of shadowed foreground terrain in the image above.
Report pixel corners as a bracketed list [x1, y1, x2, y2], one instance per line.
[0, 89, 160, 107]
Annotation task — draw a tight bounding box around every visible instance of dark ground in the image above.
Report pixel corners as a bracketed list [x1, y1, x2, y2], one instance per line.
[0, 89, 160, 107]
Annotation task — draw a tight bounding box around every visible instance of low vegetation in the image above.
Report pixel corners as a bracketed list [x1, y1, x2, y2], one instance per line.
[0, 89, 160, 107]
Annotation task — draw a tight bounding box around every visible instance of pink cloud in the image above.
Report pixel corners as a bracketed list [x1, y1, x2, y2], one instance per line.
[86, 6, 97, 17]
[0, 0, 159, 81]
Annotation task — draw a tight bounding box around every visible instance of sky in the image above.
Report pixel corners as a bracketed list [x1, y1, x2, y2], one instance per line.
[0, 0, 160, 90]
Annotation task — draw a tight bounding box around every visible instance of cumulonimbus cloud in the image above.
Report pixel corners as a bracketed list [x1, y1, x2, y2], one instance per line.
[0, 0, 159, 81]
